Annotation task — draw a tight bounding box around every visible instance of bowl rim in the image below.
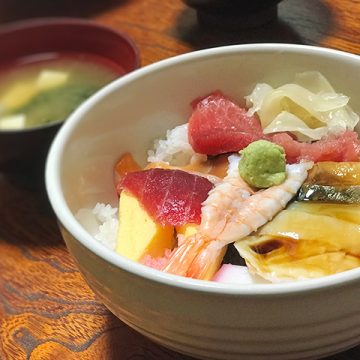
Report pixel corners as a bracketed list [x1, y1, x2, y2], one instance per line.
[45, 43, 360, 296]
[0, 16, 139, 57]
[0, 16, 140, 134]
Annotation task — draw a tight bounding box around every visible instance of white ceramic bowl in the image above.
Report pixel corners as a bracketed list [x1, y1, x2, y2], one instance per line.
[45, 44, 360, 360]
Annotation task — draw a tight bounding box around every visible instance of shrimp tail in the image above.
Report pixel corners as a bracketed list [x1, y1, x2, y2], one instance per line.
[187, 241, 228, 280]
[162, 234, 207, 276]
[163, 161, 313, 280]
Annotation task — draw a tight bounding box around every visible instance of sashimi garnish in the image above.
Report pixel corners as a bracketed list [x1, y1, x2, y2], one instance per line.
[118, 168, 214, 226]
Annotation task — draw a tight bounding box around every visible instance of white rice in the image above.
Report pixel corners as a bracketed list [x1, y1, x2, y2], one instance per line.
[76, 203, 118, 251]
[147, 123, 197, 166]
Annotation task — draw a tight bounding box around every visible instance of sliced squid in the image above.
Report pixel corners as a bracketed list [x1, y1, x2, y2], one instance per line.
[234, 201, 360, 282]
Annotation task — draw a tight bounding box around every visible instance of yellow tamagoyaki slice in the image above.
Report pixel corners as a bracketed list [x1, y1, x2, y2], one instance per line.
[116, 190, 175, 262]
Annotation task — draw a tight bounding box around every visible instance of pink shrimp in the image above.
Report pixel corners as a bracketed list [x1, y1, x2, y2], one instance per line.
[162, 158, 313, 280]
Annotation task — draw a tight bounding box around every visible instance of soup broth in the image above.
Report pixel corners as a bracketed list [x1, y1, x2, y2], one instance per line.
[0, 52, 122, 130]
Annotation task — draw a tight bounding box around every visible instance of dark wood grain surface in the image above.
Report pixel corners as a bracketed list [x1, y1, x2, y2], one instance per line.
[0, 0, 359, 359]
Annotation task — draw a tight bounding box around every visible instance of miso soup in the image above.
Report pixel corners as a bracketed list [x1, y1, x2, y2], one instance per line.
[0, 52, 123, 130]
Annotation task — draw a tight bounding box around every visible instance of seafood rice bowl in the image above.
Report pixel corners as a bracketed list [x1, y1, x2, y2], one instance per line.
[46, 44, 360, 360]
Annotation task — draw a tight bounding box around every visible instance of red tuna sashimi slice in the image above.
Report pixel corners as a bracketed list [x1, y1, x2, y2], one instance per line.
[272, 131, 360, 163]
[118, 168, 214, 226]
[188, 90, 264, 155]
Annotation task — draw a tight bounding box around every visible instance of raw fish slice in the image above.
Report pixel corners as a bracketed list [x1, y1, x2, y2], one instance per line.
[298, 184, 360, 203]
[302, 161, 360, 186]
[119, 168, 213, 226]
[187, 91, 360, 163]
[188, 91, 265, 155]
[297, 162, 360, 203]
[114, 152, 142, 185]
[272, 131, 360, 163]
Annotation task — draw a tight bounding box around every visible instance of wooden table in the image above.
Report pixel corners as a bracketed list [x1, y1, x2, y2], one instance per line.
[0, 0, 359, 359]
